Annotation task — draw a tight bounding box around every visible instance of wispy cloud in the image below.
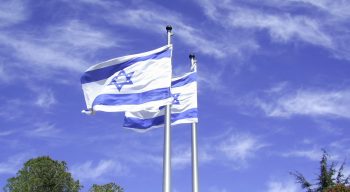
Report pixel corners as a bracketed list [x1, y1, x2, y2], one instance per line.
[195, 131, 268, 169]
[109, 6, 228, 58]
[0, 0, 27, 27]
[283, 148, 324, 161]
[232, 8, 332, 48]
[172, 146, 191, 169]
[266, 179, 300, 192]
[196, 0, 350, 60]
[74, 0, 119, 8]
[286, 0, 350, 19]
[255, 88, 350, 118]
[126, 131, 268, 170]
[26, 122, 61, 138]
[197, 0, 332, 47]
[0, 99, 26, 121]
[208, 186, 228, 192]
[35, 89, 56, 109]
[47, 20, 117, 52]
[197, 68, 227, 92]
[0, 130, 14, 137]
[0, 89, 56, 121]
[0, 64, 11, 83]
[74, 1, 258, 59]
[218, 133, 268, 165]
[0, 20, 118, 75]
[0, 32, 86, 72]
[71, 159, 126, 181]
[0, 152, 32, 175]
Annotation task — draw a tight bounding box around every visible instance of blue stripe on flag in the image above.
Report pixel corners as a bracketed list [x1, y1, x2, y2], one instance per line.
[92, 87, 171, 106]
[171, 73, 197, 88]
[81, 49, 171, 84]
[172, 108, 198, 121]
[124, 115, 164, 129]
[123, 108, 198, 129]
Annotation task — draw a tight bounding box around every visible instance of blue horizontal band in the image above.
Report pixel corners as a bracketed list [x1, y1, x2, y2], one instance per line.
[124, 115, 165, 129]
[172, 72, 197, 88]
[172, 108, 198, 121]
[81, 48, 171, 84]
[92, 87, 171, 106]
[123, 108, 198, 129]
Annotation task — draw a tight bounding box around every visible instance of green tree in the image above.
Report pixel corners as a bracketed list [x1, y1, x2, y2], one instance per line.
[327, 184, 350, 192]
[4, 156, 82, 192]
[89, 182, 124, 192]
[292, 150, 350, 192]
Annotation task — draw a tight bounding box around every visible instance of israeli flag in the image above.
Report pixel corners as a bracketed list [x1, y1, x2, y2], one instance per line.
[123, 71, 198, 130]
[81, 45, 173, 113]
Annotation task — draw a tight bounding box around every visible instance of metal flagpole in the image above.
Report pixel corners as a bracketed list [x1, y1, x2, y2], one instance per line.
[163, 25, 173, 192]
[189, 54, 199, 192]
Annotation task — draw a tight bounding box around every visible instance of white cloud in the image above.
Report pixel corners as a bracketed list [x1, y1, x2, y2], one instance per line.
[266, 179, 300, 192]
[0, 20, 118, 74]
[172, 147, 191, 169]
[0, 99, 26, 121]
[215, 132, 268, 169]
[76, 0, 113, 7]
[71, 159, 126, 181]
[197, 69, 226, 92]
[265, 82, 289, 94]
[0, 64, 11, 82]
[198, 0, 332, 48]
[109, 8, 226, 58]
[0, 0, 27, 27]
[208, 186, 228, 192]
[26, 122, 61, 138]
[256, 89, 350, 118]
[196, 0, 350, 60]
[35, 89, 56, 109]
[283, 148, 323, 161]
[171, 144, 214, 169]
[313, 119, 342, 134]
[199, 146, 215, 164]
[0, 33, 87, 72]
[287, 0, 350, 19]
[0, 153, 32, 175]
[79, 1, 258, 59]
[0, 130, 14, 137]
[219, 133, 267, 162]
[232, 9, 331, 48]
[0, 89, 56, 121]
[48, 20, 117, 52]
[344, 167, 350, 178]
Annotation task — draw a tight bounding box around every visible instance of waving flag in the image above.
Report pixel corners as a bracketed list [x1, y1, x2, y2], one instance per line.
[123, 71, 198, 130]
[81, 45, 172, 113]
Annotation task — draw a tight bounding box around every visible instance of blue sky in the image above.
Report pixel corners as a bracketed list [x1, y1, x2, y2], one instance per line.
[1, 0, 350, 191]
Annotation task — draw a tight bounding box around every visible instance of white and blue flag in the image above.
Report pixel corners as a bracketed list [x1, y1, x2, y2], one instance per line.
[123, 71, 198, 130]
[81, 45, 173, 113]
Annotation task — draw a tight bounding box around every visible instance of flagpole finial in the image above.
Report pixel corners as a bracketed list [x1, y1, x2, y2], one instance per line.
[166, 25, 172, 32]
[189, 53, 195, 59]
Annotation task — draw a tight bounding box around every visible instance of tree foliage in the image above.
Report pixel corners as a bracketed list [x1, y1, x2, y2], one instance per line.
[326, 184, 350, 192]
[291, 150, 350, 192]
[89, 182, 124, 192]
[4, 156, 81, 192]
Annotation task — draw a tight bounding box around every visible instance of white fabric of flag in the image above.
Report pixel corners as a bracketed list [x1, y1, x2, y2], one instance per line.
[81, 45, 173, 113]
[123, 71, 198, 130]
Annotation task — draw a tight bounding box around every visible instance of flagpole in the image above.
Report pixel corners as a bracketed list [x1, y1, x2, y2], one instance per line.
[163, 25, 173, 192]
[189, 54, 199, 192]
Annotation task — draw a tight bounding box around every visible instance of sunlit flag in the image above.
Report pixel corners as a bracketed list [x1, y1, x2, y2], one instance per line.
[123, 71, 198, 130]
[81, 45, 173, 113]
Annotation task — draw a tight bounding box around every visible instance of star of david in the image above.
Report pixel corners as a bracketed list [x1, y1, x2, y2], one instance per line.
[172, 93, 180, 105]
[158, 93, 181, 110]
[109, 70, 134, 91]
